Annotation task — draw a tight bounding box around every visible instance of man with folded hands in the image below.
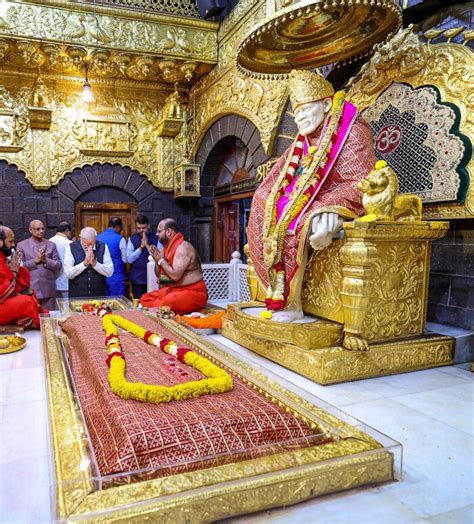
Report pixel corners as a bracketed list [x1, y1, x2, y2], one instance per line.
[140, 218, 208, 315]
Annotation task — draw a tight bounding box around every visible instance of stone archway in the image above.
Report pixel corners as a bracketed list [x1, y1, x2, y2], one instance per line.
[192, 115, 269, 262]
[54, 162, 191, 239]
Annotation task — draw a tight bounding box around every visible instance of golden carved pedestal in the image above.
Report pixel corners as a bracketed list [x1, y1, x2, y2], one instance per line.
[223, 221, 454, 384]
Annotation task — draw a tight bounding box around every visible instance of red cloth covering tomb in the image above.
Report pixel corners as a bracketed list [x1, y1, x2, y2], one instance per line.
[61, 311, 328, 479]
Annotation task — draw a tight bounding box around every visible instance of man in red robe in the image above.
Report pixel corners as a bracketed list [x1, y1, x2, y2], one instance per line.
[140, 219, 208, 315]
[0, 226, 41, 329]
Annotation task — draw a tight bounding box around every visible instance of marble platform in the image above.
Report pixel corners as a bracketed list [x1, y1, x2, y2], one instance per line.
[0, 321, 473, 523]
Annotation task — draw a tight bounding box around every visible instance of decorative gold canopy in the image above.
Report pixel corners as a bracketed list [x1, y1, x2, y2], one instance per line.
[236, 0, 402, 75]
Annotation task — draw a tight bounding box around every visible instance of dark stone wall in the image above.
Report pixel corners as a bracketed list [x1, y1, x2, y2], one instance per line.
[0, 161, 192, 242]
[0, 161, 56, 240]
[428, 219, 474, 330]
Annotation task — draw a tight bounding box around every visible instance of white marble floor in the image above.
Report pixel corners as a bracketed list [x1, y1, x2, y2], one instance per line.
[0, 327, 473, 523]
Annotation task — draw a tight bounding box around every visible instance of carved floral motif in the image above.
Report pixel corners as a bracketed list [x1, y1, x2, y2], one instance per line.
[362, 243, 426, 341]
[302, 240, 344, 323]
[190, 68, 288, 155]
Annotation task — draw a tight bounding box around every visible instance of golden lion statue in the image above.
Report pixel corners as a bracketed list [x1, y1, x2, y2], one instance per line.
[356, 160, 422, 222]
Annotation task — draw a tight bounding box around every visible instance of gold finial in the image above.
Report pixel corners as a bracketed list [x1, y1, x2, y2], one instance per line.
[289, 69, 335, 111]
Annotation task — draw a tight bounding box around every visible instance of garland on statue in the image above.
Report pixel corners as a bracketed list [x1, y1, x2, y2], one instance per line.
[95, 304, 233, 404]
[261, 91, 347, 312]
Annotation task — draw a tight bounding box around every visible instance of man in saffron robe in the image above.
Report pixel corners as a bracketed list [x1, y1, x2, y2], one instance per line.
[140, 219, 208, 315]
[0, 226, 41, 329]
[247, 69, 376, 322]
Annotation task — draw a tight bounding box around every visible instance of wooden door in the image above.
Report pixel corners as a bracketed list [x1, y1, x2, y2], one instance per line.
[223, 202, 239, 262]
[75, 202, 137, 238]
[214, 201, 240, 262]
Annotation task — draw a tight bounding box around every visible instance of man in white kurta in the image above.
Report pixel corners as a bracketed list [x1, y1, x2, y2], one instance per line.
[49, 221, 73, 299]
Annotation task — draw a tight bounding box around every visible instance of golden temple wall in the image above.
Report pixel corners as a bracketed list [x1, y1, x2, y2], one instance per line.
[0, 74, 187, 191]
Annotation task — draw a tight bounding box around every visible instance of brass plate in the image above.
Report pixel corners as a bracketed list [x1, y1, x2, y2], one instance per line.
[237, 0, 402, 75]
[0, 335, 27, 354]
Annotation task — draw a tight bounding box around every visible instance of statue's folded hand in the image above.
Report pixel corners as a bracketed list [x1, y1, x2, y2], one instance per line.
[309, 212, 344, 250]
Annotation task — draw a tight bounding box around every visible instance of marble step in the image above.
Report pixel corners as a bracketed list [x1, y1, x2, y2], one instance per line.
[426, 321, 474, 364]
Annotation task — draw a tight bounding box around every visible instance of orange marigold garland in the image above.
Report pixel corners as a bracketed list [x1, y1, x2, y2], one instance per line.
[95, 305, 233, 404]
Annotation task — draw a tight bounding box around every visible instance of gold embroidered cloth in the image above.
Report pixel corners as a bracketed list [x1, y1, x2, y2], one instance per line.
[61, 311, 323, 478]
[362, 83, 466, 202]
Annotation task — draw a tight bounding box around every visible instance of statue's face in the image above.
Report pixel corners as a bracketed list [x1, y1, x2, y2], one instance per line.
[294, 98, 332, 136]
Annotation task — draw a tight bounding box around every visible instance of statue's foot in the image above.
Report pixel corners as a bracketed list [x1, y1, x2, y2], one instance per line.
[343, 333, 369, 351]
[271, 309, 304, 323]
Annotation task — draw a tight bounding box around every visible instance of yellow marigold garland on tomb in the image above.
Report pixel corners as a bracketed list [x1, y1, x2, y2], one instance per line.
[95, 304, 233, 404]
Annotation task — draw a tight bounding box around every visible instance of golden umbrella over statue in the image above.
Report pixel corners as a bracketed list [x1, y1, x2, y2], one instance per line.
[236, 0, 402, 75]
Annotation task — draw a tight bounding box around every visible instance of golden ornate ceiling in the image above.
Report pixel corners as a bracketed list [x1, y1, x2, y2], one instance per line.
[0, 1, 218, 84]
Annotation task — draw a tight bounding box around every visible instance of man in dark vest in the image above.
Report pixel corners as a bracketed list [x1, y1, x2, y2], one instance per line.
[64, 226, 114, 298]
[126, 215, 161, 299]
[97, 217, 127, 296]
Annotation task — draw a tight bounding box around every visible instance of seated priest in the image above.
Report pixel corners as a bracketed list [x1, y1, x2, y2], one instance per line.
[64, 227, 114, 298]
[141, 218, 208, 314]
[0, 226, 41, 328]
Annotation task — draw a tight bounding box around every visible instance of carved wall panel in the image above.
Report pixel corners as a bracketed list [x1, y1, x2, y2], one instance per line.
[302, 240, 344, 324]
[0, 2, 217, 63]
[31, 128, 51, 188]
[190, 67, 288, 156]
[361, 241, 427, 342]
[0, 79, 179, 190]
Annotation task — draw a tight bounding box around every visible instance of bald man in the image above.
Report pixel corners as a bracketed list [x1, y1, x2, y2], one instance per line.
[0, 226, 41, 328]
[17, 219, 61, 311]
[140, 219, 208, 315]
[64, 226, 114, 298]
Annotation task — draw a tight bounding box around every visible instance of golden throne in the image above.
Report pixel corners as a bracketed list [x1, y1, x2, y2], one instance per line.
[223, 27, 473, 384]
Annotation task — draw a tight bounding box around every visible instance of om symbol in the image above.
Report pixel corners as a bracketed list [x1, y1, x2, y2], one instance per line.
[376, 125, 402, 154]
